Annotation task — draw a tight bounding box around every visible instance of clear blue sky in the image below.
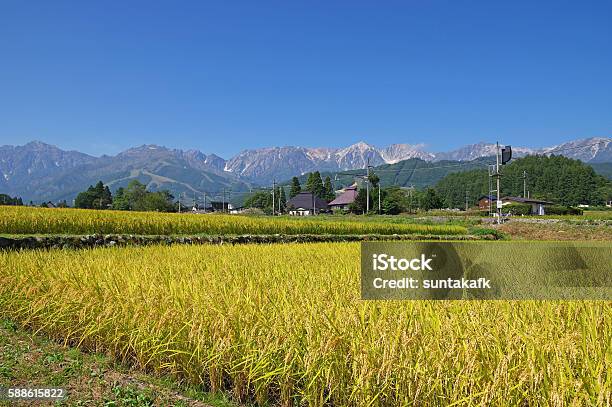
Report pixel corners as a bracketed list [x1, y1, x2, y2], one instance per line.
[1, 1, 611, 158]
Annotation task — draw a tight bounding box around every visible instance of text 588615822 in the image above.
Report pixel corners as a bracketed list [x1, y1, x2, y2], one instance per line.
[1, 387, 66, 400]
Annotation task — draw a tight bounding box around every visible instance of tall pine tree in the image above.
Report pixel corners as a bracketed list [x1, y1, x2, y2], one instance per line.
[289, 177, 301, 198]
[306, 171, 324, 198]
[323, 176, 335, 201]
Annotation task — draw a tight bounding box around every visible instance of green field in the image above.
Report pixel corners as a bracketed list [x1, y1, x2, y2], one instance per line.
[1, 243, 610, 406]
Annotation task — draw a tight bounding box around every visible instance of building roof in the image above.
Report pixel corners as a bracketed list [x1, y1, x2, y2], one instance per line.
[286, 192, 328, 210]
[478, 195, 496, 201]
[329, 186, 358, 206]
[502, 196, 553, 205]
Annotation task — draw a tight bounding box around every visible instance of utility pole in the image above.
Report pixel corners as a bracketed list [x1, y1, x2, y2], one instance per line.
[222, 188, 225, 213]
[178, 192, 182, 213]
[272, 180, 276, 216]
[378, 184, 381, 214]
[523, 170, 527, 198]
[203, 192, 207, 213]
[366, 161, 370, 214]
[495, 142, 501, 223]
[465, 190, 469, 211]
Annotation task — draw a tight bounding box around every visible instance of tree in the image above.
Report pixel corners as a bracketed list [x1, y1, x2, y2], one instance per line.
[382, 187, 408, 215]
[289, 177, 301, 198]
[75, 181, 113, 209]
[348, 188, 372, 214]
[278, 187, 287, 212]
[368, 172, 380, 188]
[323, 176, 335, 201]
[433, 155, 611, 207]
[140, 190, 175, 212]
[244, 191, 273, 214]
[434, 169, 488, 209]
[124, 180, 147, 210]
[111, 187, 130, 210]
[0, 194, 23, 205]
[420, 188, 443, 211]
[305, 171, 325, 198]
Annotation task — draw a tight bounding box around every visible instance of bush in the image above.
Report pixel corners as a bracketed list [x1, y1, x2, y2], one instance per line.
[469, 227, 506, 240]
[501, 203, 531, 216]
[545, 205, 583, 215]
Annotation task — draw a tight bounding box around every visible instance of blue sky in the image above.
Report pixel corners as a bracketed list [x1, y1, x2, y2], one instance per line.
[1, 1, 611, 158]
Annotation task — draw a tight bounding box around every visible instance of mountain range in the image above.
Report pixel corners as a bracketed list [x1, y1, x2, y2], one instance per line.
[0, 137, 610, 203]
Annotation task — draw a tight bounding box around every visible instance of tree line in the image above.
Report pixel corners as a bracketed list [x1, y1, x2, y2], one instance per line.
[435, 155, 611, 208]
[0, 194, 23, 206]
[75, 180, 176, 212]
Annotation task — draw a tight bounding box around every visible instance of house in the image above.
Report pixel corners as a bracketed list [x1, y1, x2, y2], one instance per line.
[209, 201, 232, 212]
[328, 184, 358, 211]
[286, 192, 328, 216]
[229, 206, 246, 214]
[478, 195, 496, 210]
[501, 196, 553, 215]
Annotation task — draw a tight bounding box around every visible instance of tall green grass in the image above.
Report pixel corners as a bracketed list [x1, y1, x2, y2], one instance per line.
[0, 243, 609, 406]
[0, 206, 466, 236]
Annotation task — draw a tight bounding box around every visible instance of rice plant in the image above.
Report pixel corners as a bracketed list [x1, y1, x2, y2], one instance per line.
[0, 206, 466, 236]
[0, 243, 609, 406]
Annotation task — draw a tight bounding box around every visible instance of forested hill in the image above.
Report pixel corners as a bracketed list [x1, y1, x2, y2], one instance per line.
[288, 154, 610, 191]
[435, 155, 611, 208]
[589, 162, 612, 180]
[290, 157, 495, 189]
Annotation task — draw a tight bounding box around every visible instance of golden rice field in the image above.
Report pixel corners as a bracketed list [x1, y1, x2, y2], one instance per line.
[0, 243, 609, 406]
[0, 206, 466, 236]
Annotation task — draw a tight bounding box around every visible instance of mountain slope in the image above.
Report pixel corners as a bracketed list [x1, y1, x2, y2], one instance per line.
[1, 137, 610, 203]
[225, 137, 611, 183]
[0, 142, 251, 203]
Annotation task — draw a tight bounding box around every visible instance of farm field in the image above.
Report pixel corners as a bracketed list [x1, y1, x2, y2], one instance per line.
[1, 243, 610, 406]
[0, 206, 466, 236]
[497, 220, 612, 241]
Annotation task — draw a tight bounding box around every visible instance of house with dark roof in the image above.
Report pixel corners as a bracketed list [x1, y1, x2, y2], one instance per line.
[501, 196, 553, 215]
[328, 184, 358, 211]
[286, 192, 328, 216]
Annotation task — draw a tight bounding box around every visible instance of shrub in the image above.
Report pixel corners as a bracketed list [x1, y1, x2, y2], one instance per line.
[501, 203, 531, 216]
[545, 205, 583, 215]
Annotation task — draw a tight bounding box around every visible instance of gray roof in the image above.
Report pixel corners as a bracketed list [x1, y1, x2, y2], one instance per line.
[286, 192, 328, 210]
[329, 186, 358, 206]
